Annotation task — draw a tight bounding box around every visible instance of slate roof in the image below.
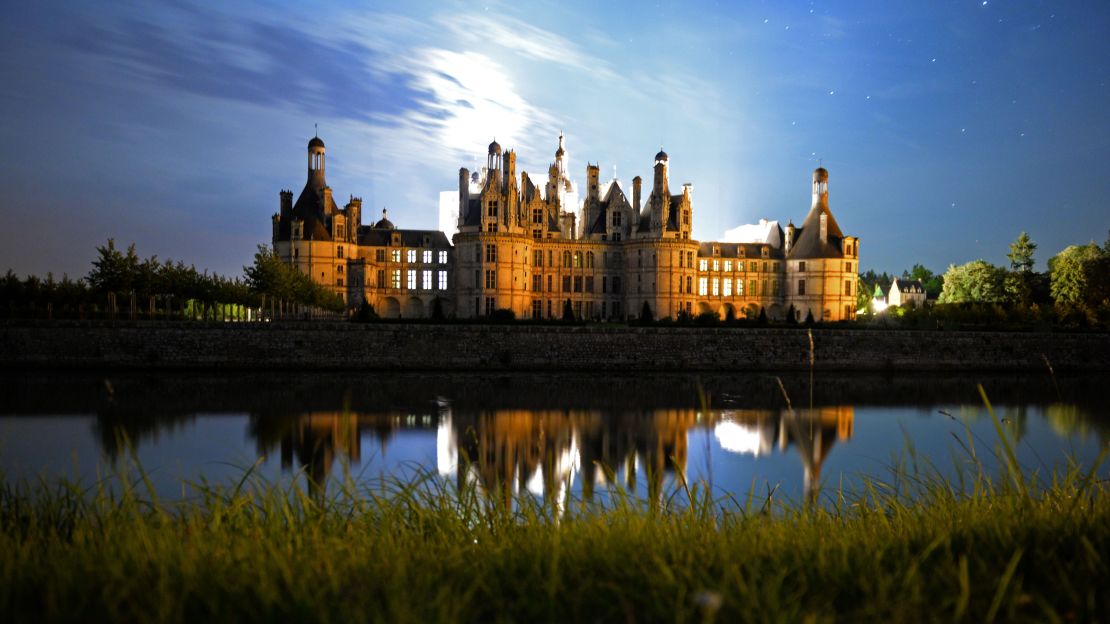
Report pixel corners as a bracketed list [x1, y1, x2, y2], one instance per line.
[588, 181, 629, 235]
[275, 179, 335, 241]
[357, 227, 452, 248]
[891, 278, 925, 294]
[697, 242, 785, 260]
[787, 203, 845, 259]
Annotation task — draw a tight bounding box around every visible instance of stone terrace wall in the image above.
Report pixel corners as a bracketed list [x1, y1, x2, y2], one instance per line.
[2, 322, 1108, 372]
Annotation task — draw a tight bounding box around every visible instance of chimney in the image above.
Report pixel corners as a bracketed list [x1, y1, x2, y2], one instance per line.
[458, 168, 469, 228]
[632, 176, 642, 211]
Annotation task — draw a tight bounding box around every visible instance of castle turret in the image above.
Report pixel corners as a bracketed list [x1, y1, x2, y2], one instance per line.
[487, 139, 502, 188]
[632, 176, 642, 212]
[308, 136, 326, 189]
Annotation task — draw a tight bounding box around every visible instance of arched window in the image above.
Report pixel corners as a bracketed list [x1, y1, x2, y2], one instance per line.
[563, 251, 571, 267]
[573, 251, 582, 268]
[586, 252, 594, 268]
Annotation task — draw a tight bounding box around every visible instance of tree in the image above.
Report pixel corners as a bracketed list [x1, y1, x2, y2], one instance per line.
[804, 309, 815, 325]
[937, 260, 1006, 303]
[1007, 231, 1037, 273]
[639, 300, 653, 322]
[86, 239, 140, 295]
[1049, 243, 1105, 305]
[786, 303, 798, 324]
[855, 277, 872, 314]
[1002, 232, 1038, 306]
[903, 264, 944, 299]
[562, 298, 575, 321]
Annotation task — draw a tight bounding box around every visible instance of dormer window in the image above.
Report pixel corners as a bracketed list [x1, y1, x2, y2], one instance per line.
[761, 247, 769, 258]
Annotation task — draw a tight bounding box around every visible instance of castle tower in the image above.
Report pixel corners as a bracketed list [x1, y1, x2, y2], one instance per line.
[308, 135, 325, 189]
[487, 139, 502, 186]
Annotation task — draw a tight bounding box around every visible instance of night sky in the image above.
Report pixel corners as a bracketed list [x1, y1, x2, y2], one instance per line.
[2, 0, 1108, 279]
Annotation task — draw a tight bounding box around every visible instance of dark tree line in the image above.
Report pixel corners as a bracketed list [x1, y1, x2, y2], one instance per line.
[2, 240, 343, 320]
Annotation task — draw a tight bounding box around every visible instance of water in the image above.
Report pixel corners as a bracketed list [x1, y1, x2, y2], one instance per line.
[1, 371, 1107, 505]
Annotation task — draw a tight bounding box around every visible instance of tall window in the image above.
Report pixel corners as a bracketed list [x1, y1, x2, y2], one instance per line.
[485, 297, 495, 315]
[563, 251, 571, 267]
[798, 279, 806, 295]
[391, 249, 401, 263]
[562, 276, 571, 292]
[573, 276, 583, 292]
[736, 280, 744, 296]
[586, 252, 594, 268]
[723, 278, 732, 297]
[678, 253, 685, 268]
[612, 276, 621, 293]
[422, 250, 432, 264]
[407, 249, 416, 263]
[485, 270, 496, 289]
[533, 207, 543, 223]
[799, 261, 807, 272]
[533, 229, 542, 239]
[486, 223, 498, 232]
[845, 280, 852, 295]
[487, 200, 497, 217]
[376, 270, 385, 288]
[772, 280, 779, 296]
[337, 246, 344, 259]
[533, 274, 542, 291]
[534, 250, 543, 267]
[585, 276, 594, 293]
[698, 277, 708, 296]
[724, 260, 732, 272]
[573, 251, 582, 268]
[750, 279, 757, 296]
[612, 211, 622, 226]
[711, 278, 720, 296]
[699, 259, 708, 271]
[486, 244, 497, 262]
[532, 300, 542, 318]
[438, 270, 447, 290]
[407, 270, 416, 290]
[474, 245, 481, 262]
[422, 270, 432, 290]
[391, 269, 401, 289]
[438, 250, 448, 264]
[737, 261, 744, 272]
[376, 249, 386, 262]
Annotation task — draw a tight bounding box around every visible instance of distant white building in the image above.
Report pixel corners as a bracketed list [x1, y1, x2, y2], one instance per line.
[888, 277, 926, 308]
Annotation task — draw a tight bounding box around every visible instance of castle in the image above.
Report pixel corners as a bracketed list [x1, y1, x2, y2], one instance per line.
[272, 134, 859, 322]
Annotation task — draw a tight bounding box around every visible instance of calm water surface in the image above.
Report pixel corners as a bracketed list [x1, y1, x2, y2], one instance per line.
[1, 372, 1107, 504]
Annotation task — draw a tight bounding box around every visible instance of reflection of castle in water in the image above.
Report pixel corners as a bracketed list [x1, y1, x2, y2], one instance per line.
[438, 405, 854, 504]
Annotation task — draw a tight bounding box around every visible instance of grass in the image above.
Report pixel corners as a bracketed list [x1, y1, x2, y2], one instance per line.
[1, 395, 1108, 623]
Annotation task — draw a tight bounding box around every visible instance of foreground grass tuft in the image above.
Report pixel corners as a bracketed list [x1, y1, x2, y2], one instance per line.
[2, 455, 1108, 624]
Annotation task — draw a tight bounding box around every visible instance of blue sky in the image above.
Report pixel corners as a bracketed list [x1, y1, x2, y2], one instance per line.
[1, 0, 1108, 278]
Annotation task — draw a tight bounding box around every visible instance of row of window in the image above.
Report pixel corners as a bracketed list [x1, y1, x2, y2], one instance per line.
[794, 261, 855, 273]
[795, 280, 853, 296]
[373, 269, 449, 291]
[695, 277, 780, 297]
[697, 258, 778, 273]
[372, 249, 449, 265]
[476, 271, 624, 294]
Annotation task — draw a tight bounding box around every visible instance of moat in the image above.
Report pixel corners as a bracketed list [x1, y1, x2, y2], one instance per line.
[2, 371, 1107, 503]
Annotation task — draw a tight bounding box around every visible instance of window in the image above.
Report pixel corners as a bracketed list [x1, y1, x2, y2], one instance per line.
[686, 275, 692, 294]
[573, 276, 583, 292]
[486, 244, 497, 262]
[438, 250, 448, 264]
[547, 275, 552, 292]
[562, 276, 571, 292]
[337, 246, 344, 259]
[845, 280, 852, 295]
[845, 261, 852, 272]
[750, 279, 757, 296]
[423, 250, 432, 264]
[533, 229, 542, 239]
[712, 259, 720, 272]
[586, 301, 594, 318]
[711, 277, 719, 296]
[407, 270, 416, 290]
[586, 252, 594, 268]
[534, 250, 543, 267]
[337, 265, 344, 275]
[761, 279, 767, 296]
[678, 253, 684, 268]
[799, 261, 807, 272]
[438, 270, 447, 290]
[573, 252, 582, 268]
[474, 270, 480, 287]
[698, 277, 708, 296]
[485, 270, 496, 289]
[773, 262, 779, 272]
[563, 251, 571, 267]
[547, 300, 552, 318]
[585, 276, 594, 293]
[533, 274, 542, 291]
[336, 278, 343, 287]
[637, 250, 642, 268]
[612, 276, 621, 293]
[485, 297, 495, 315]
[737, 261, 744, 272]
[574, 301, 582, 318]
[407, 249, 416, 263]
[391, 269, 401, 289]
[724, 260, 732, 272]
[699, 259, 708, 271]
[736, 280, 744, 296]
[391, 249, 401, 263]
[376, 269, 385, 288]
[772, 279, 779, 296]
[533, 207, 543, 223]
[612, 233, 621, 241]
[547, 250, 553, 266]
[723, 278, 732, 297]
[687, 252, 693, 267]
[486, 223, 498, 232]
[532, 300, 542, 318]
[612, 211, 622, 226]
[487, 200, 497, 217]
[422, 270, 432, 290]
[798, 280, 806, 295]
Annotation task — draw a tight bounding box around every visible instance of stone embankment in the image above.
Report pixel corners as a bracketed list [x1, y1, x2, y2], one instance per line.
[2, 321, 1108, 372]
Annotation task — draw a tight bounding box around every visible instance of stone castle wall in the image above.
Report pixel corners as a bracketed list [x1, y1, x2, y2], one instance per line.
[2, 322, 1108, 372]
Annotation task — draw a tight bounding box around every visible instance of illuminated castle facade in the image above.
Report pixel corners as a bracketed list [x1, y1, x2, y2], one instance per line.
[272, 134, 859, 322]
